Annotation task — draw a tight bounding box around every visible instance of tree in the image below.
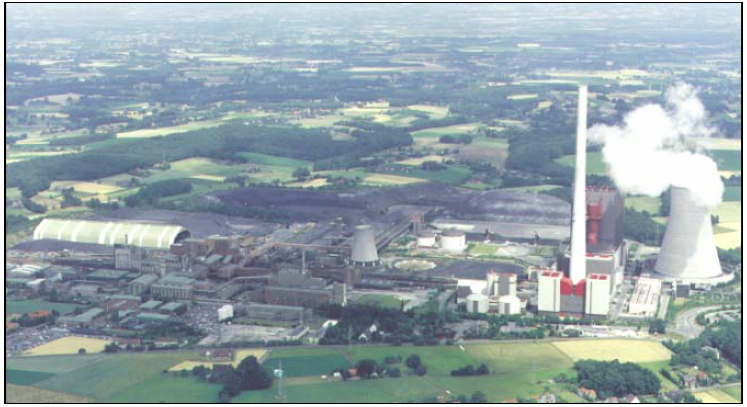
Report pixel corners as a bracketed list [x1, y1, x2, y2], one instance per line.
[235, 355, 273, 390]
[476, 363, 489, 376]
[406, 354, 422, 371]
[78, 348, 86, 354]
[470, 391, 488, 403]
[293, 167, 311, 179]
[356, 359, 378, 379]
[389, 367, 402, 378]
[415, 365, 427, 376]
[649, 319, 667, 335]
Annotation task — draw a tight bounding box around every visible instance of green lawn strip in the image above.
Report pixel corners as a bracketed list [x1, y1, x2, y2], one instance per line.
[723, 186, 741, 202]
[103, 375, 221, 403]
[237, 152, 312, 167]
[356, 294, 404, 309]
[378, 165, 472, 185]
[721, 385, 742, 402]
[554, 151, 608, 175]
[263, 354, 351, 378]
[710, 150, 742, 171]
[5, 300, 80, 316]
[6, 369, 57, 385]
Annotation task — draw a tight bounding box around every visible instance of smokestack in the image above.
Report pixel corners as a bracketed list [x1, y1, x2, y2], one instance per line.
[569, 85, 588, 284]
[351, 224, 379, 266]
[655, 187, 722, 280]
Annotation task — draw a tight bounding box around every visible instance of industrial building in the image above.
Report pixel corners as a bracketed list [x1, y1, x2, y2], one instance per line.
[350, 225, 379, 266]
[584, 274, 611, 317]
[628, 276, 662, 317]
[466, 293, 489, 313]
[33, 219, 190, 249]
[150, 275, 196, 300]
[440, 229, 467, 253]
[487, 271, 516, 297]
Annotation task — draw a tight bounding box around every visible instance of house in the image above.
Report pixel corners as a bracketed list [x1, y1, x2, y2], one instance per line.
[625, 394, 640, 403]
[696, 371, 708, 385]
[681, 373, 697, 390]
[578, 387, 597, 401]
[538, 393, 556, 403]
[6, 322, 20, 332]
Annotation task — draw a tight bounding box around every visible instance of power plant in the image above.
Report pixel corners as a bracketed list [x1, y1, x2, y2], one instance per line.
[569, 85, 588, 285]
[655, 187, 725, 282]
[350, 224, 380, 267]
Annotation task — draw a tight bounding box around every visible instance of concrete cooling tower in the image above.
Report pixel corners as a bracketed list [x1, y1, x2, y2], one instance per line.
[351, 224, 379, 266]
[655, 187, 722, 280]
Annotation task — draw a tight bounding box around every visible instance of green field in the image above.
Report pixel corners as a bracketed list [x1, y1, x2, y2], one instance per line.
[723, 186, 741, 202]
[263, 351, 351, 378]
[411, 123, 481, 138]
[104, 376, 220, 403]
[237, 152, 311, 167]
[721, 385, 742, 402]
[5, 300, 80, 316]
[356, 294, 405, 309]
[625, 196, 661, 214]
[710, 149, 742, 171]
[554, 151, 608, 175]
[379, 165, 472, 185]
[6, 369, 57, 385]
[469, 243, 499, 256]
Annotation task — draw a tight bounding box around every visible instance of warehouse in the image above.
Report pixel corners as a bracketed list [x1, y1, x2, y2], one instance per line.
[33, 218, 190, 250]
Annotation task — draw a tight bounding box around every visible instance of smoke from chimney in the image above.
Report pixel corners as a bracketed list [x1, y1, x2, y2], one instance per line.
[588, 83, 723, 208]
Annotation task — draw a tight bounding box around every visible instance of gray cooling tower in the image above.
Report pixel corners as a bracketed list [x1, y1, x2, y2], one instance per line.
[351, 224, 379, 266]
[655, 187, 722, 280]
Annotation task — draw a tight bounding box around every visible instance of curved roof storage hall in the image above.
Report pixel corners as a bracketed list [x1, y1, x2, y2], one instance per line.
[33, 218, 190, 249]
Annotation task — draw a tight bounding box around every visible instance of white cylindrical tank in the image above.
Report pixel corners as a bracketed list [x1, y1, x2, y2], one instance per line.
[441, 229, 466, 253]
[218, 304, 233, 322]
[655, 187, 722, 280]
[417, 232, 436, 248]
[351, 225, 379, 266]
[498, 295, 521, 315]
[466, 293, 489, 313]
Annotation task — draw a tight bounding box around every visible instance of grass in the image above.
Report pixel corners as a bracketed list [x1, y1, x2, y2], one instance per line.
[554, 151, 608, 175]
[6, 384, 93, 403]
[167, 349, 268, 372]
[263, 353, 351, 378]
[6, 369, 57, 385]
[5, 300, 80, 316]
[694, 389, 740, 403]
[6, 353, 111, 374]
[356, 294, 405, 309]
[104, 375, 221, 403]
[395, 155, 445, 166]
[23, 336, 111, 356]
[411, 123, 481, 138]
[721, 385, 742, 402]
[710, 149, 742, 172]
[378, 165, 472, 185]
[723, 186, 741, 202]
[469, 243, 499, 256]
[625, 196, 662, 214]
[551, 339, 671, 363]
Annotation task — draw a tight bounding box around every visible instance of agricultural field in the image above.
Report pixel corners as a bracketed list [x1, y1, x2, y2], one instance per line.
[6, 369, 57, 385]
[501, 184, 560, 193]
[395, 155, 445, 166]
[721, 385, 742, 402]
[237, 152, 311, 168]
[551, 339, 671, 363]
[377, 165, 472, 185]
[408, 104, 449, 119]
[263, 348, 351, 377]
[116, 120, 224, 138]
[457, 141, 509, 168]
[167, 348, 268, 372]
[554, 151, 608, 175]
[723, 186, 741, 201]
[104, 375, 220, 403]
[23, 337, 111, 356]
[5, 299, 79, 316]
[694, 389, 740, 403]
[6, 384, 93, 403]
[507, 93, 538, 100]
[711, 201, 742, 249]
[469, 243, 499, 256]
[68, 181, 123, 195]
[625, 196, 661, 214]
[411, 122, 482, 139]
[363, 173, 426, 186]
[709, 149, 742, 172]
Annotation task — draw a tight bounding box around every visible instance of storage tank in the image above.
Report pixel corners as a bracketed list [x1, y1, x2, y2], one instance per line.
[416, 231, 436, 248]
[655, 187, 722, 280]
[351, 225, 379, 266]
[466, 293, 489, 313]
[498, 295, 521, 315]
[440, 229, 466, 253]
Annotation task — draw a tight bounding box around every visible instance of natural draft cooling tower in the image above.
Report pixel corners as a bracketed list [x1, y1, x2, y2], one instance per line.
[655, 187, 722, 280]
[351, 224, 379, 266]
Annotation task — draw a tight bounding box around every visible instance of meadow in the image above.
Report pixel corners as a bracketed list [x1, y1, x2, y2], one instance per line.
[355, 293, 405, 309]
[263, 348, 351, 377]
[551, 339, 671, 363]
[5, 299, 79, 315]
[554, 151, 608, 175]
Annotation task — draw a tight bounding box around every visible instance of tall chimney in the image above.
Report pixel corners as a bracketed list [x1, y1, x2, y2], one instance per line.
[569, 85, 588, 284]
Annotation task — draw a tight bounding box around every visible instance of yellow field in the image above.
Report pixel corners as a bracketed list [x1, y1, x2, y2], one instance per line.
[6, 384, 92, 403]
[507, 93, 538, 100]
[719, 170, 742, 178]
[551, 339, 672, 363]
[408, 104, 449, 119]
[117, 120, 222, 138]
[712, 202, 741, 223]
[363, 174, 426, 186]
[70, 182, 124, 195]
[695, 137, 742, 151]
[287, 178, 329, 188]
[396, 155, 445, 166]
[190, 174, 227, 182]
[694, 389, 739, 403]
[23, 337, 110, 356]
[168, 348, 268, 371]
[714, 222, 742, 249]
[536, 101, 553, 110]
[340, 101, 390, 116]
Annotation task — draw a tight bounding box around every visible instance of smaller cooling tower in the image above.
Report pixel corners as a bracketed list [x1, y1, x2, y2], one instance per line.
[351, 225, 379, 266]
[655, 187, 722, 280]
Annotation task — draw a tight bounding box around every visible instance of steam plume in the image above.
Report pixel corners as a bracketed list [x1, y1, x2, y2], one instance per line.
[588, 83, 723, 208]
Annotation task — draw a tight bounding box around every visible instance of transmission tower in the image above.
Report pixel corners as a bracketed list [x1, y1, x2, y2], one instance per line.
[275, 360, 286, 403]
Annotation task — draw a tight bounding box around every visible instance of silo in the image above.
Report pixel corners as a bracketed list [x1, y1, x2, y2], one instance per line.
[466, 293, 489, 313]
[498, 295, 521, 315]
[351, 225, 379, 266]
[655, 187, 722, 280]
[441, 229, 466, 253]
[417, 231, 437, 248]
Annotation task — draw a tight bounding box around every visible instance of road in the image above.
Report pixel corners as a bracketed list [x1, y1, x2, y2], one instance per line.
[670, 305, 723, 340]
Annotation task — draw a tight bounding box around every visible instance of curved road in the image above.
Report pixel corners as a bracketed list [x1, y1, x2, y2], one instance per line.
[671, 305, 723, 340]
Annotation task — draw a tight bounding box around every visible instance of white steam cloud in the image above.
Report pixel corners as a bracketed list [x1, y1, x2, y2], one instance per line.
[588, 83, 724, 208]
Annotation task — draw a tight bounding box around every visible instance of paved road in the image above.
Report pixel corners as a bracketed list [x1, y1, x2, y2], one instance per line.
[671, 305, 723, 340]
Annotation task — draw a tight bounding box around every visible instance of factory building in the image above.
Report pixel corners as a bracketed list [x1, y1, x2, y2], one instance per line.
[538, 270, 562, 314]
[33, 218, 190, 250]
[497, 295, 522, 315]
[584, 274, 611, 317]
[628, 276, 662, 317]
[466, 293, 489, 313]
[440, 229, 467, 253]
[150, 275, 196, 300]
[487, 271, 516, 297]
[129, 273, 159, 295]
